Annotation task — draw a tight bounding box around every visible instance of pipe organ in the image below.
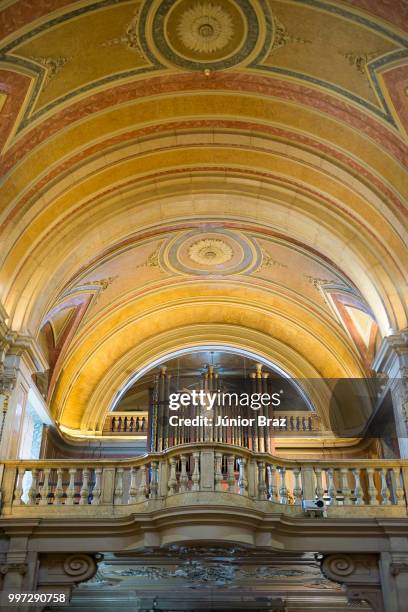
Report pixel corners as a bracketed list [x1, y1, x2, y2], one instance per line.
[149, 363, 280, 452]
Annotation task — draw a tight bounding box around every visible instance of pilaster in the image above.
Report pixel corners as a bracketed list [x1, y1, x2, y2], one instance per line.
[0, 305, 48, 459]
[372, 330, 408, 458]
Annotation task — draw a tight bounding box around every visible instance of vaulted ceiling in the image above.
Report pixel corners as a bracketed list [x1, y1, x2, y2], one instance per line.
[0, 0, 407, 432]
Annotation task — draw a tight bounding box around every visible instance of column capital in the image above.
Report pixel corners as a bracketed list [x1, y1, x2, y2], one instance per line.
[372, 329, 408, 377]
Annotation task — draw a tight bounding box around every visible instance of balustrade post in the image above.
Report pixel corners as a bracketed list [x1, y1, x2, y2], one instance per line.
[13, 467, 25, 506]
[65, 468, 76, 505]
[159, 459, 169, 498]
[54, 468, 64, 505]
[326, 468, 338, 505]
[352, 468, 363, 505]
[300, 465, 315, 501]
[247, 458, 257, 499]
[28, 469, 38, 506]
[314, 467, 324, 500]
[257, 461, 267, 500]
[367, 468, 379, 506]
[180, 456, 188, 492]
[391, 467, 405, 506]
[292, 467, 302, 505]
[267, 464, 278, 502]
[137, 465, 147, 501]
[278, 467, 288, 504]
[191, 453, 200, 491]
[199, 450, 214, 491]
[39, 468, 50, 506]
[379, 468, 391, 505]
[214, 453, 223, 492]
[79, 468, 90, 505]
[238, 458, 248, 496]
[339, 468, 351, 504]
[168, 458, 177, 496]
[114, 468, 124, 505]
[150, 461, 159, 499]
[128, 467, 138, 503]
[227, 455, 235, 493]
[92, 468, 102, 505]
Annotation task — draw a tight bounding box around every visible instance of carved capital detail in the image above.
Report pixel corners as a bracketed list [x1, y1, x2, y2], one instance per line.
[0, 563, 27, 576]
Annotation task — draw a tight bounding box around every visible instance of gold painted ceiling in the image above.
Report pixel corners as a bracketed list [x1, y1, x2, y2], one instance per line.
[0, 0, 407, 432]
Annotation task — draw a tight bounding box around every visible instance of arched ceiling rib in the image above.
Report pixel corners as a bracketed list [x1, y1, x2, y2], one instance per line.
[0, 0, 406, 431]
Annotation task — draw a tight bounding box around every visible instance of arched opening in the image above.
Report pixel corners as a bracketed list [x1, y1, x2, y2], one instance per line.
[108, 346, 316, 452]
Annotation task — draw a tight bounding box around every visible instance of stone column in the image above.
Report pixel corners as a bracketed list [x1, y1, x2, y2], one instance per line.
[372, 330, 408, 458]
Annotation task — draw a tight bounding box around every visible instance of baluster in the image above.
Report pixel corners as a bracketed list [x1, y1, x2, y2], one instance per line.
[352, 468, 363, 505]
[238, 458, 248, 496]
[180, 455, 189, 492]
[326, 468, 338, 505]
[391, 467, 405, 506]
[65, 468, 76, 505]
[366, 468, 379, 505]
[79, 468, 90, 505]
[168, 458, 177, 496]
[39, 468, 50, 506]
[128, 467, 138, 503]
[142, 417, 146, 432]
[314, 467, 324, 500]
[114, 468, 124, 504]
[13, 468, 25, 506]
[92, 468, 102, 505]
[379, 468, 391, 505]
[191, 453, 200, 491]
[267, 464, 278, 502]
[215, 453, 223, 491]
[292, 467, 302, 505]
[54, 468, 64, 505]
[257, 461, 267, 500]
[111, 417, 115, 432]
[124, 417, 128, 432]
[28, 469, 38, 505]
[278, 467, 288, 504]
[137, 465, 147, 501]
[150, 462, 159, 498]
[339, 468, 352, 504]
[227, 455, 235, 493]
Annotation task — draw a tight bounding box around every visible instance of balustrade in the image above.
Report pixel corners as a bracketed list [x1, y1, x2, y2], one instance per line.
[1, 444, 407, 516]
[104, 412, 148, 435]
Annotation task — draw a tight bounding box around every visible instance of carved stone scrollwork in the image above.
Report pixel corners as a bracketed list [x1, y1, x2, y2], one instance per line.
[38, 553, 101, 590]
[321, 554, 384, 612]
[63, 554, 98, 582]
[323, 554, 355, 577]
[0, 563, 27, 576]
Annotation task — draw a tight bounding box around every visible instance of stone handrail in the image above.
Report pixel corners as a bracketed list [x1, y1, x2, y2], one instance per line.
[1, 443, 407, 515]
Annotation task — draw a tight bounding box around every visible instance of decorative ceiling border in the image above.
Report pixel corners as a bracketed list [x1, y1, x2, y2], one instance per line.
[0, 0, 406, 138]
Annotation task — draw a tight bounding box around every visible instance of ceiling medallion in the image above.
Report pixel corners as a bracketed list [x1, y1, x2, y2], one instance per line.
[138, 0, 273, 72]
[188, 238, 233, 265]
[176, 3, 234, 54]
[160, 228, 262, 276]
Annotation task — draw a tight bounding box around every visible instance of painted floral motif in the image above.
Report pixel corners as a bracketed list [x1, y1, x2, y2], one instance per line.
[188, 238, 233, 265]
[177, 2, 234, 54]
